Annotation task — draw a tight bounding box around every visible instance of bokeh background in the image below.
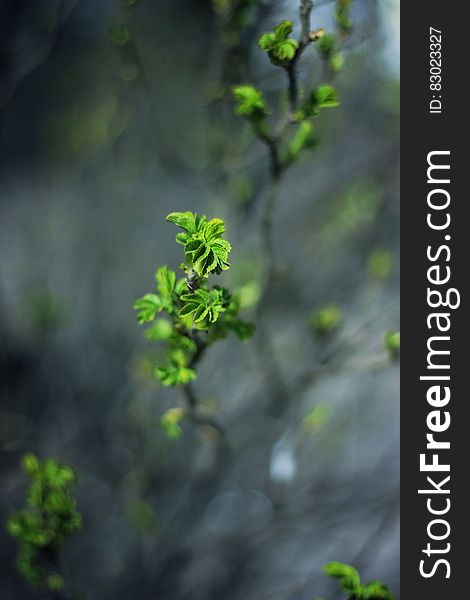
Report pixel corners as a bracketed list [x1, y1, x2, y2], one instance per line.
[0, 0, 399, 598]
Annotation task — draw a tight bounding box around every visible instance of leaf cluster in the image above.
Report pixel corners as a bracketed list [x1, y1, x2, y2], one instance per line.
[233, 5, 347, 169]
[134, 212, 254, 387]
[323, 562, 395, 600]
[310, 303, 343, 336]
[6, 454, 81, 592]
[258, 20, 299, 67]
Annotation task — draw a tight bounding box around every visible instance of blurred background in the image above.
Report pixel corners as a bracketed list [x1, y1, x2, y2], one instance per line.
[0, 0, 399, 598]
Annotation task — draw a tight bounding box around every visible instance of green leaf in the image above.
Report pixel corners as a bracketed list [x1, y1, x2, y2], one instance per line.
[21, 454, 40, 476]
[155, 265, 176, 297]
[134, 293, 162, 323]
[166, 211, 206, 234]
[258, 32, 276, 50]
[43, 459, 60, 483]
[204, 218, 225, 241]
[316, 33, 337, 58]
[367, 248, 393, 279]
[144, 319, 173, 341]
[258, 20, 298, 67]
[55, 466, 76, 487]
[297, 84, 340, 120]
[315, 84, 340, 108]
[167, 213, 231, 277]
[329, 52, 345, 72]
[233, 85, 269, 119]
[286, 121, 316, 162]
[361, 580, 395, 599]
[161, 407, 184, 439]
[335, 0, 353, 35]
[180, 288, 228, 324]
[323, 562, 361, 595]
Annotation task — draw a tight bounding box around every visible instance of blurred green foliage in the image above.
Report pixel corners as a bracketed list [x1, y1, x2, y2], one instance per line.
[161, 407, 185, 439]
[6, 454, 81, 592]
[127, 499, 158, 535]
[258, 20, 299, 67]
[310, 304, 343, 336]
[383, 331, 400, 359]
[367, 248, 394, 279]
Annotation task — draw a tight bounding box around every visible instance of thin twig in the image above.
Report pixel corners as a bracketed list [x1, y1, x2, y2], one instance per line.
[179, 332, 229, 442]
[286, 0, 314, 112]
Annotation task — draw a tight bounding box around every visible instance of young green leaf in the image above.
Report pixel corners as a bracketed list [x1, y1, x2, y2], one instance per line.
[166, 211, 207, 235]
[161, 407, 185, 439]
[155, 365, 196, 386]
[315, 84, 340, 108]
[134, 293, 162, 323]
[323, 562, 361, 595]
[258, 20, 299, 67]
[297, 84, 340, 120]
[286, 121, 317, 163]
[180, 288, 228, 324]
[144, 319, 173, 341]
[384, 331, 400, 359]
[361, 580, 395, 600]
[316, 32, 337, 58]
[233, 85, 269, 119]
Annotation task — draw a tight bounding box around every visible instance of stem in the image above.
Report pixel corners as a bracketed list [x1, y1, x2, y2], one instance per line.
[254, 167, 291, 416]
[180, 331, 228, 442]
[286, 0, 314, 112]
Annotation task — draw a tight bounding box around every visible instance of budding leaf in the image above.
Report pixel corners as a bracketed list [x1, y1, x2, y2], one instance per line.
[166, 211, 207, 235]
[323, 562, 361, 595]
[316, 33, 337, 58]
[297, 84, 340, 120]
[286, 121, 317, 163]
[155, 365, 196, 386]
[161, 407, 184, 439]
[335, 0, 353, 35]
[180, 287, 228, 324]
[134, 293, 162, 323]
[361, 580, 395, 599]
[233, 85, 269, 119]
[315, 84, 340, 108]
[258, 20, 299, 67]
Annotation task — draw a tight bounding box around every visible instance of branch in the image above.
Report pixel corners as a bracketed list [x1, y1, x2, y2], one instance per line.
[180, 332, 229, 443]
[286, 0, 314, 111]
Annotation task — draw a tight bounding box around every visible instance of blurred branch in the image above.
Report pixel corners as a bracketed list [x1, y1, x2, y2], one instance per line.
[287, 0, 314, 111]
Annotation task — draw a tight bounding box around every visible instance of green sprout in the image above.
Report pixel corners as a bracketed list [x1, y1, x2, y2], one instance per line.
[258, 20, 299, 67]
[323, 562, 395, 599]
